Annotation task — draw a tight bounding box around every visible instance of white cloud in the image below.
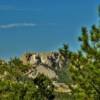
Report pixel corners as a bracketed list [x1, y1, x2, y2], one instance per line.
[0, 5, 41, 12]
[0, 5, 15, 11]
[0, 23, 36, 29]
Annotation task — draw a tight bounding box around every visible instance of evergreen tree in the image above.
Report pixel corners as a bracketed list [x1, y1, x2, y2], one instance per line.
[58, 5, 100, 100]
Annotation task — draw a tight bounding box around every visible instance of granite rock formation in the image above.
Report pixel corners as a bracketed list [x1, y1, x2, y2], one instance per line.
[20, 52, 66, 79]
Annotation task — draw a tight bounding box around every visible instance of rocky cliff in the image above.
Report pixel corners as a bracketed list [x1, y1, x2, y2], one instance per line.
[20, 52, 66, 80]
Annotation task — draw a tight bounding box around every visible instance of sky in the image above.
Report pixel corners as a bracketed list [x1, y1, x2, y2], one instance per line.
[0, 0, 99, 59]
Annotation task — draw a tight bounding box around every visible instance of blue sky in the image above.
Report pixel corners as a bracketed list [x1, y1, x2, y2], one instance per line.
[0, 0, 99, 59]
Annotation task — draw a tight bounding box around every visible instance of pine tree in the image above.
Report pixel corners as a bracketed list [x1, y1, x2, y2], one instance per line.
[67, 6, 100, 100]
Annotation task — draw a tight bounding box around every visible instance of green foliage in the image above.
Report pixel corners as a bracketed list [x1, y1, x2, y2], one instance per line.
[59, 44, 70, 60]
[57, 65, 72, 83]
[34, 74, 55, 100]
[55, 92, 74, 100]
[67, 24, 100, 100]
[58, 6, 100, 100]
[0, 58, 55, 100]
[58, 44, 72, 83]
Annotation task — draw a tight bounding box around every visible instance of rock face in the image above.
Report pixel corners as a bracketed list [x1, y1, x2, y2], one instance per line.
[20, 52, 66, 79]
[53, 82, 71, 93]
[25, 65, 58, 80]
[20, 52, 65, 69]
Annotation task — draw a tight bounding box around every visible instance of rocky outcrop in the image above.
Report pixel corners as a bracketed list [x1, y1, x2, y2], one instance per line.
[20, 52, 66, 80]
[20, 52, 65, 69]
[53, 82, 71, 93]
[25, 65, 58, 80]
